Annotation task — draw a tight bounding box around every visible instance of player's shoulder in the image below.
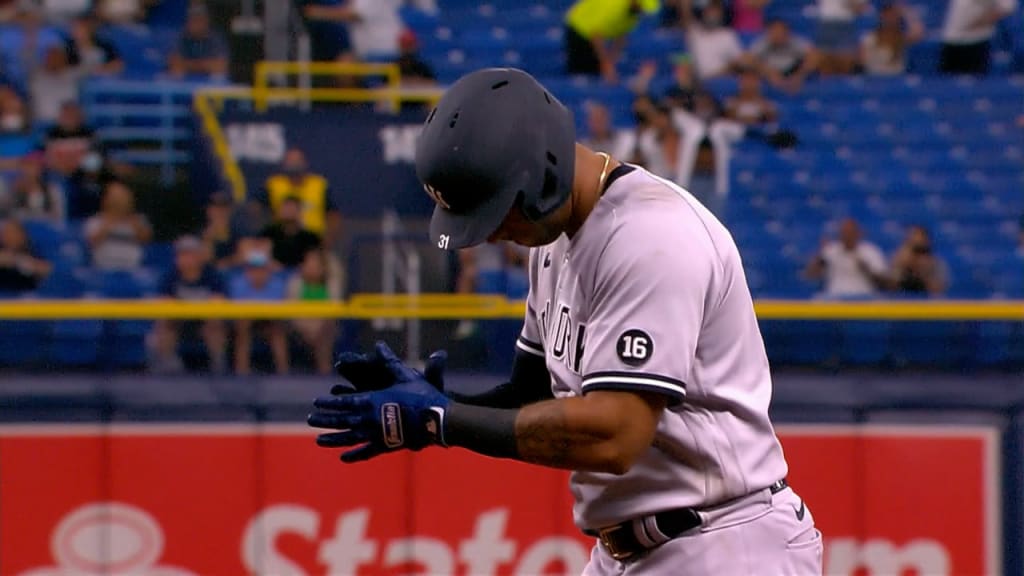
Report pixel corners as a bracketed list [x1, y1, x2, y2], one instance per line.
[601, 169, 729, 250]
[583, 169, 728, 276]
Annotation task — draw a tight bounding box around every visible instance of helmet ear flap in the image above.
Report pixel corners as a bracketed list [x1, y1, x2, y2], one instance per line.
[523, 164, 564, 221]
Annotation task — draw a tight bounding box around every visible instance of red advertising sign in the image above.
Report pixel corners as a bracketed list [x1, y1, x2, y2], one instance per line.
[0, 424, 999, 575]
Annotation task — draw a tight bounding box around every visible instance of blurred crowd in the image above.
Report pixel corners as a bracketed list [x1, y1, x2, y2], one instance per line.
[0, 0, 1019, 373]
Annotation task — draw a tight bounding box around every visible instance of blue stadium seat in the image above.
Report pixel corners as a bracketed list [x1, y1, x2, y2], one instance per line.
[98, 270, 146, 299]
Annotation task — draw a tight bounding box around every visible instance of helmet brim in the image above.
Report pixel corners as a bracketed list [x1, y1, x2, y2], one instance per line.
[429, 186, 518, 250]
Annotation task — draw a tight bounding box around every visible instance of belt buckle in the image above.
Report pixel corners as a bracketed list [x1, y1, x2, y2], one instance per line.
[598, 524, 635, 562]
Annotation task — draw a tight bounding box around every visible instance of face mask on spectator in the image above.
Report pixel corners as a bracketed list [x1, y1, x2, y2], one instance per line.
[81, 152, 102, 172]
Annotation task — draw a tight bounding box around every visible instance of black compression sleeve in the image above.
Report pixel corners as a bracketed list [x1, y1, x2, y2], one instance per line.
[446, 348, 552, 409]
[443, 403, 519, 459]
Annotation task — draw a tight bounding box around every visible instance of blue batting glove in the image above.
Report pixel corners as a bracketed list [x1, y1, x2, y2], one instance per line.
[309, 342, 449, 462]
[331, 342, 448, 395]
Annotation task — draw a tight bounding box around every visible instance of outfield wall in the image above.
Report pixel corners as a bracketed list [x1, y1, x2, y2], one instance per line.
[1, 372, 1021, 575]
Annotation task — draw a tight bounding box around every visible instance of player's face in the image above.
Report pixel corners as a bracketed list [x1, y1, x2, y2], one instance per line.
[487, 205, 564, 247]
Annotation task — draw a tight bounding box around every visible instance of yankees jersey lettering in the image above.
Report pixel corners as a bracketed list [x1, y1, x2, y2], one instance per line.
[516, 167, 788, 530]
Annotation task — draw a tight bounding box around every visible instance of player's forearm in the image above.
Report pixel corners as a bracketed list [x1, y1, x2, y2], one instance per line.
[444, 394, 655, 475]
[516, 397, 636, 473]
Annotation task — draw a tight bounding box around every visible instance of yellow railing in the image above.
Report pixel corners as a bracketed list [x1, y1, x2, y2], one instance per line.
[192, 60, 443, 203]
[193, 89, 249, 203]
[0, 297, 1020, 320]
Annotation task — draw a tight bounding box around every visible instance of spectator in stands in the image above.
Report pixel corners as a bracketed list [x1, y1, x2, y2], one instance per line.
[396, 30, 436, 86]
[940, 0, 1017, 75]
[860, 2, 925, 76]
[805, 218, 889, 297]
[889, 225, 948, 296]
[30, 45, 87, 123]
[230, 248, 289, 375]
[454, 242, 529, 338]
[65, 152, 119, 221]
[263, 148, 341, 244]
[657, 56, 745, 195]
[98, 0, 145, 24]
[304, 0, 403, 60]
[201, 192, 238, 270]
[0, 86, 27, 134]
[563, 0, 660, 82]
[232, 199, 274, 270]
[680, 0, 745, 79]
[724, 69, 778, 128]
[12, 153, 63, 223]
[168, 4, 228, 80]
[733, 0, 770, 34]
[262, 196, 322, 269]
[749, 19, 821, 92]
[815, 0, 868, 75]
[64, 13, 123, 76]
[0, 218, 51, 293]
[85, 180, 152, 270]
[152, 235, 228, 374]
[632, 97, 683, 182]
[44, 102, 102, 176]
[288, 247, 342, 374]
[634, 56, 741, 193]
[580, 101, 637, 160]
[658, 55, 701, 110]
[302, 0, 351, 63]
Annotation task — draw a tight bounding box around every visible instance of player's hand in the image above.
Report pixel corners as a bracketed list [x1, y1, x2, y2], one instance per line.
[309, 344, 450, 462]
[332, 342, 447, 394]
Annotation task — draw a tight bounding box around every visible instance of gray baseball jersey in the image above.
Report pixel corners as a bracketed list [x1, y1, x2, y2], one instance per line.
[515, 166, 788, 531]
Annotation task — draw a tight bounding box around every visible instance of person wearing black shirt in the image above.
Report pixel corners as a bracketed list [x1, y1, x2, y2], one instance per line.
[152, 235, 228, 373]
[0, 219, 51, 294]
[261, 196, 322, 268]
[64, 13, 123, 76]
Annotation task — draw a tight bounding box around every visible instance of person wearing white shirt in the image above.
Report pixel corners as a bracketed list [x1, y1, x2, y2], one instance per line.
[682, 1, 744, 79]
[940, 0, 1017, 74]
[304, 0, 402, 60]
[804, 218, 888, 297]
[860, 2, 925, 75]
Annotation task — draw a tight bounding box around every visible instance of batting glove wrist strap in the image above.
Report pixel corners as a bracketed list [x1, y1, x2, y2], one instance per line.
[443, 402, 520, 459]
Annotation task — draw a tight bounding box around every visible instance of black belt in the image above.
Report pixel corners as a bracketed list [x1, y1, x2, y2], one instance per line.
[590, 478, 789, 562]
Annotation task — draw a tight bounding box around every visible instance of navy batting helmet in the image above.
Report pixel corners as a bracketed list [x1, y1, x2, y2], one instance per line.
[415, 68, 576, 250]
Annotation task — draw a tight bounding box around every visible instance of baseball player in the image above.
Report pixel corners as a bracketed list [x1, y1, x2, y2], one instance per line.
[308, 68, 823, 575]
